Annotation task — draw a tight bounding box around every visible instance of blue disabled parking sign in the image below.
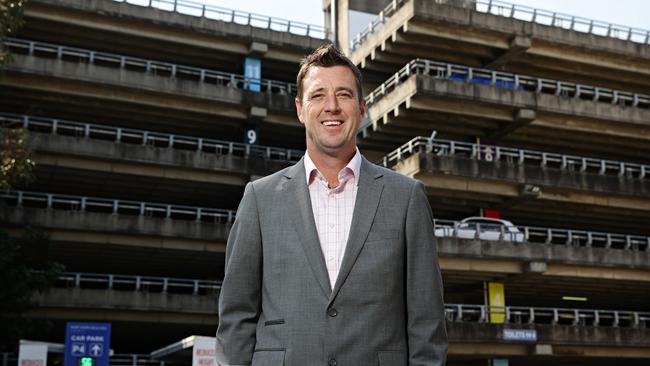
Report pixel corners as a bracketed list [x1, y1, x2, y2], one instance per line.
[64, 322, 111, 366]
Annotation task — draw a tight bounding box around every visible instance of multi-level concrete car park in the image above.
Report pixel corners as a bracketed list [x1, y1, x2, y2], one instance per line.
[1, 0, 649, 365]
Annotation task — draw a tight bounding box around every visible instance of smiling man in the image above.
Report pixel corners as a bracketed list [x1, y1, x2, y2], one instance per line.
[216, 44, 447, 366]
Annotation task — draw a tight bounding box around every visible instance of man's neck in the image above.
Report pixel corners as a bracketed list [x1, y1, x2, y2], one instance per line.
[307, 147, 356, 188]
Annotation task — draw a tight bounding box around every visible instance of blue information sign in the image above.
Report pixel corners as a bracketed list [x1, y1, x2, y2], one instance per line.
[64, 322, 111, 366]
[502, 328, 537, 342]
[244, 57, 262, 92]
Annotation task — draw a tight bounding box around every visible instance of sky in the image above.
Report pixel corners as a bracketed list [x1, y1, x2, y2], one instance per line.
[195, 0, 650, 33]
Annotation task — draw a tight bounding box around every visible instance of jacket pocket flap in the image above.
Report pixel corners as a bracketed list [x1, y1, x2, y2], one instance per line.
[367, 229, 399, 242]
[378, 351, 406, 366]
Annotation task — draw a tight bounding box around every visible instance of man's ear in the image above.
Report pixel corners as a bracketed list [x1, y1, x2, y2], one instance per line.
[295, 97, 305, 124]
[359, 98, 366, 119]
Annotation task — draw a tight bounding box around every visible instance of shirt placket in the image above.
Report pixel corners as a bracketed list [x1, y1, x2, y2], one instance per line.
[326, 185, 338, 285]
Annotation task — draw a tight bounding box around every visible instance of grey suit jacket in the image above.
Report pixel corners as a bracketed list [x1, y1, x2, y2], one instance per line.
[216, 156, 447, 366]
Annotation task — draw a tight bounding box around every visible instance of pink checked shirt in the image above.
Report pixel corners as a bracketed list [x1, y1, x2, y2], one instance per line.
[304, 149, 362, 289]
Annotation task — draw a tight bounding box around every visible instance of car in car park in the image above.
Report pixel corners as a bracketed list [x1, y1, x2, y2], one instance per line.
[434, 217, 525, 242]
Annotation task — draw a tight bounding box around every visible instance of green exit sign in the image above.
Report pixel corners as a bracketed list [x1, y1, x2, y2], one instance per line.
[79, 357, 94, 366]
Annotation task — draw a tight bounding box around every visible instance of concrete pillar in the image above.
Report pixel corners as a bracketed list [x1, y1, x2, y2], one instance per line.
[533, 344, 553, 355]
[337, 0, 350, 54]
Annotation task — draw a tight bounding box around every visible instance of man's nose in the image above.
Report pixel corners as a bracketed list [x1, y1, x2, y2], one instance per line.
[324, 93, 341, 113]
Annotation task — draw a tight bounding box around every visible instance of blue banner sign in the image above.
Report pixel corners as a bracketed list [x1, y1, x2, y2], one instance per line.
[244, 57, 262, 92]
[64, 322, 111, 366]
[502, 328, 537, 342]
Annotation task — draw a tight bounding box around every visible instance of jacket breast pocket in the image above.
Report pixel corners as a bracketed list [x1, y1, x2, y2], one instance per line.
[378, 351, 406, 366]
[252, 350, 285, 366]
[366, 229, 400, 243]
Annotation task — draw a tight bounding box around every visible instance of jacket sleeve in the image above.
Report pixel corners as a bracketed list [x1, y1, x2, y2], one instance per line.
[405, 180, 448, 366]
[216, 182, 262, 366]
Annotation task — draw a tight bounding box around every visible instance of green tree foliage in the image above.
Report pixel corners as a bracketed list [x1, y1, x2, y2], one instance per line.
[1, 0, 28, 68]
[1, 127, 35, 189]
[0, 229, 64, 350]
[1, 2, 54, 349]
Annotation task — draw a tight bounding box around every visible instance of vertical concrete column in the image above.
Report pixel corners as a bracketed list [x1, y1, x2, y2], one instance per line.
[322, 0, 336, 44]
[336, 0, 350, 54]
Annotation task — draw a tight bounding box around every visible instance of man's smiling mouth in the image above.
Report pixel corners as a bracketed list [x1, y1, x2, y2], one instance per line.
[322, 120, 343, 126]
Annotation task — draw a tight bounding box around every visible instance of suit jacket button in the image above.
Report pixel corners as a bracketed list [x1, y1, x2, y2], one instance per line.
[327, 308, 338, 317]
[328, 358, 337, 366]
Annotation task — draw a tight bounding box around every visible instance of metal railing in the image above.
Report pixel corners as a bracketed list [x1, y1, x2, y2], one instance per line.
[445, 303, 650, 328]
[4, 189, 648, 250]
[433, 219, 650, 251]
[0, 354, 162, 366]
[5, 38, 297, 95]
[0, 113, 304, 164]
[48, 273, 650, 329]
[115, 0, 327, 39]
[110, 355, 164, 366]
[474, 0, 650, 43]
[56, 272, 221, 294]
[351, 0, 650, 50]
[363, 59, 650, 110]
[1, 191, 236, 224]
[380, 136, 650, 180]
[350, 0, 406, 50]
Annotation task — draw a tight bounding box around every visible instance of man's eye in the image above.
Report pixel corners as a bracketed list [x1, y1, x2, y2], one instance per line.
[311, 94, 324, 99]
[337, 92, 353, 99]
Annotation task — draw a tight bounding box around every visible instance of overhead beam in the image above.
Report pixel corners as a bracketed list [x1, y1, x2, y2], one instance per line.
[484, 35, 531, 70]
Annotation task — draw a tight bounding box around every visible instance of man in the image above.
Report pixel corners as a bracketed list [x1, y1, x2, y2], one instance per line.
[216, 44, 447, 366]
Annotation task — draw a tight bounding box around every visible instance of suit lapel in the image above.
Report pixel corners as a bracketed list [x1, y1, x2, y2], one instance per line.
[283, 158, 332, 298]
[329, 158, 384, 304]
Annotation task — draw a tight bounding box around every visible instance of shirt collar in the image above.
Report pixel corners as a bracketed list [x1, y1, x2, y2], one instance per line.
[304, 148, 362, 186]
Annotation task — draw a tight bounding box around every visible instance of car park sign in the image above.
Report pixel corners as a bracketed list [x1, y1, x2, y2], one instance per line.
[64, 322, 111, 366]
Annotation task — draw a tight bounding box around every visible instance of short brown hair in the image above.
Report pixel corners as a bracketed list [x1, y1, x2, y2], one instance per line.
[296, 43, 364, 103]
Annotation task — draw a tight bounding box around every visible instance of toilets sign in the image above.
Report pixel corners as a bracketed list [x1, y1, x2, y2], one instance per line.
[64, 322, 111, 366]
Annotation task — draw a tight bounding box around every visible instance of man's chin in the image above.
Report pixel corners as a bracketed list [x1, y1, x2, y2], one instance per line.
[313, 143, 356, 158]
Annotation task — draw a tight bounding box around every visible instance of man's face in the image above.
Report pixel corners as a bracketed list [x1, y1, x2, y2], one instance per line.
[295, 65, 365, 159]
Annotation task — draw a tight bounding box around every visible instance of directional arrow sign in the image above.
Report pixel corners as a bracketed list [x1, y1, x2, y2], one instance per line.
[64, 323, 111, 366]
[89, 344, 103, 357]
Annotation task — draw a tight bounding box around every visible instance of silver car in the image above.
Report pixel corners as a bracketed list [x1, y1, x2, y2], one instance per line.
[435, 217, 525, 242]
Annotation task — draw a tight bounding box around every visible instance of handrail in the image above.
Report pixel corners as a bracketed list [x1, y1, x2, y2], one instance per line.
[115, 0, 327, 39]
[1, 190, 236, 223]
[4, 190, 648, 251]
[0, 112, 304, 164]
[109, 355, 163, 366]
[50, 272, 650, 328]
[362, 59, 650, 110]
[351, 0, 650, 50]
[56, 272, 221, 294]
[379, 135, 650, 181]
[0, 353, 162, 366]
[445, 303, 650, 327]
[433, 219, 650, 251]
[5, 38, 297, 95]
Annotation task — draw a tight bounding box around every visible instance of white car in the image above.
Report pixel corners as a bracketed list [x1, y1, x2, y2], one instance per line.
[435, 217, 525, 242]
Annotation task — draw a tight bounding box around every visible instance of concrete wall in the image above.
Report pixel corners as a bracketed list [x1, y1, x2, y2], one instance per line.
[7, 54, 296, 115]
[1, 207, 230, 245]
[438, 237, 650, 270]
[416, 76, 650, 127]
[421, 154, 650, 198]
[30, 133, 294, 182]
[28, 0, 325, 52]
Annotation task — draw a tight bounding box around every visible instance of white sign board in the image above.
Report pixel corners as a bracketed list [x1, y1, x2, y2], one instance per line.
[18, 344, 48, 366]
[192, 336, 216, 366]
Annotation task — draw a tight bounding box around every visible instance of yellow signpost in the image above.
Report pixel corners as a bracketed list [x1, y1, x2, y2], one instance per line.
[488, 282, 506, 323]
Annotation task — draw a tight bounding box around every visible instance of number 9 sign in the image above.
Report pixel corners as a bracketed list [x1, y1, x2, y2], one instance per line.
[245, 128, 258, 145]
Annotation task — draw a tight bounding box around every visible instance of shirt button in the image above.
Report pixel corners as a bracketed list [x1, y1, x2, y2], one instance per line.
[327, 308, 338, 317]
[328, 358, 337, 366]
